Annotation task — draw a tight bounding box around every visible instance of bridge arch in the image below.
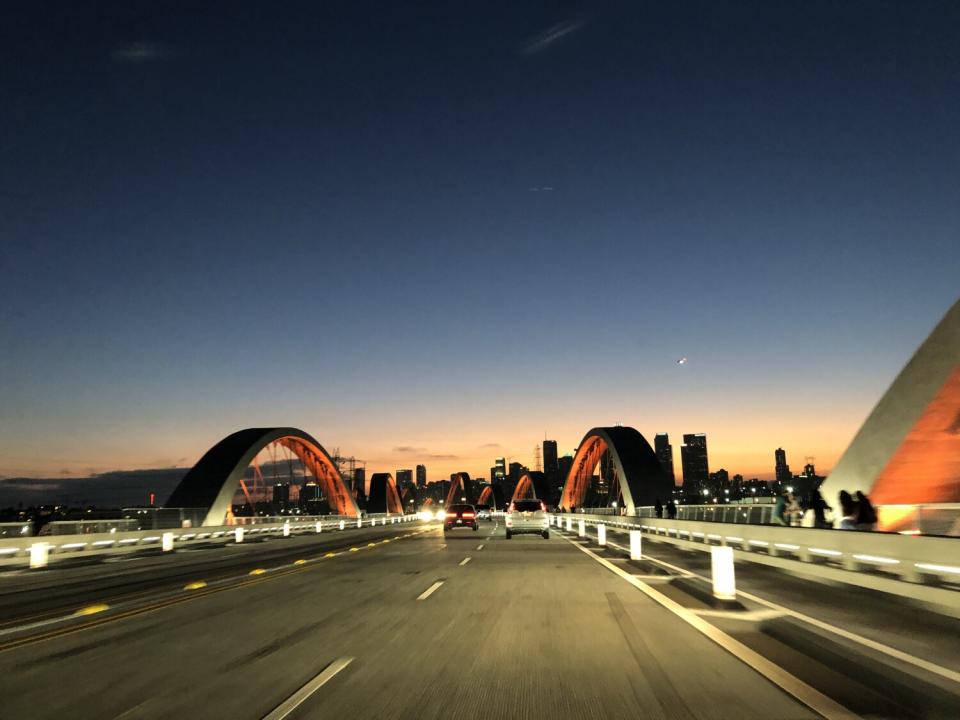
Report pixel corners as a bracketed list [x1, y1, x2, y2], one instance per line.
[445, 472, 473, 506]
[512, 471, 551, 503]
[367, 473, 404, 514]
[477, 484, 504, 510]
[559, 426, 673, 514]
[165, 427, 359, 526]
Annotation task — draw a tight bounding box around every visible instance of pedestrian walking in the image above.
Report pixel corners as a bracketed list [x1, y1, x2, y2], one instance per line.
[773, 492, 788, 526]
[855, 490, 877, 531]
[654, 499, 663, 518]
[838, 490, 858, 530]
[808, 489, 832, 529]
[666, 499, 677, 519]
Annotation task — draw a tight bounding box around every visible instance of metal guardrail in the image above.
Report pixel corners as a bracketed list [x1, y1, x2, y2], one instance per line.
[0, 513, 422, 568]
[552, 513, 960, 616]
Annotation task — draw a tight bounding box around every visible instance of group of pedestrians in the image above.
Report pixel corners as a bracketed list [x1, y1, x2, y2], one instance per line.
[773, 488, 877, 530]
[653, 499, 677, 519]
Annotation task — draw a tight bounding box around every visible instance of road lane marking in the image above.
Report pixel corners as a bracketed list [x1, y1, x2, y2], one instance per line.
[476, 544, 484, 550]
[560, 534, 858, 720]
[262, 657, 354, 720]
[73, 604, 109, 617]
[417, 581, 444, 601]
[183, 581, 207, 590]
[459, 557, 471, 566]
[249, 568, 267, 575]
[294, 559, 307, 565]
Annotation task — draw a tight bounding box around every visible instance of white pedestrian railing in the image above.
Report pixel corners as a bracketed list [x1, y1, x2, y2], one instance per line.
[551, 513, 960, 614]
[0, 513, 423, 568]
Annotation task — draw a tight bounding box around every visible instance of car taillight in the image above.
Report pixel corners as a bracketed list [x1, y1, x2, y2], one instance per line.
[462, 512, 475, 518]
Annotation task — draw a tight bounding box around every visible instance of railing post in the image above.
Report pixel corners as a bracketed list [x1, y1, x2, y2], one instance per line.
[162, 532, 174, 552]
[234, 527, 244, 544]
[711, 546, 736, 601]
[283, 521, 290, 537]
[566, 517, 572, 532]
[339, 520, 345, 531]
[630, 530, 642, 560]
[578, 519, 585, 537]
[315, 521, 322, 534]
[29, 542, 49, 569]
[597, 523, 606, 546]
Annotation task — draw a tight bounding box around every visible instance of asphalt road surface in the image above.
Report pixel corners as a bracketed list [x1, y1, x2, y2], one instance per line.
[0, 520, 955, 719]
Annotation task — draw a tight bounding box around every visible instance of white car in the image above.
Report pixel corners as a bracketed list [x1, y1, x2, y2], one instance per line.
[505, 499, 549, 539]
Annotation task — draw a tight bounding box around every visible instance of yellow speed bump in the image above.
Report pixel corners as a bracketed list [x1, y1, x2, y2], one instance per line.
[249, 568, 267, 576]
[74, 603, 110, 617]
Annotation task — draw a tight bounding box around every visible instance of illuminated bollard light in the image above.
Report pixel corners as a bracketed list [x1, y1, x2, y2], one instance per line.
[29, 542, 49, 569]
[597, 524, 606, 546]
[283, 521, 290, 538]
[630, 530, 642, 560]
[315, 522, 322, 534]
[235, 527, 244, 544]
[162, 532, 174, 552]
[566, 517, 572, 532]
[339, 520, 346, 531]
[578, 519, 585, 537]
[711, 546, 736, 601]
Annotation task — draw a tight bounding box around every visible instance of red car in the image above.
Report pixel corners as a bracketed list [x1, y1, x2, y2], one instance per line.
[443, 503, 479, 533]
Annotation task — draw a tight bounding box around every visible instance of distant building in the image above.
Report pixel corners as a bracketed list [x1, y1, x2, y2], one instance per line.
[654, 433, 675, 483]
[557, 455, 573, 487]
[681, 434, 709, 493]
[354, 467, 366, 497]
[543, 440, 559, 482]
[775, 448, 791, 485]
[415, 464, 427, 488]
[708, 468, 729, 497]
[272, 483, 290, 506]
[396, 469, 413, 491]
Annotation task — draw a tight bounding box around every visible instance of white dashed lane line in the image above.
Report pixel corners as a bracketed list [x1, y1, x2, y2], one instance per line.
[416, 581, 445, 601]
[459, 557, 471, 566]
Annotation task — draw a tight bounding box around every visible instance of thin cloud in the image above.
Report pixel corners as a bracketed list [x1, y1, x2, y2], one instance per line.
[478, 443, 501, 449]
[110, 42, 174, 64]
[427, 454, 460, 461]
[521, 20, 584, 55]
[393, 446, 425, 454]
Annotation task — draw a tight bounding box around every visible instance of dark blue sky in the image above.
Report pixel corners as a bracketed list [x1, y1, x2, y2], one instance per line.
[1, 1, 958, 481]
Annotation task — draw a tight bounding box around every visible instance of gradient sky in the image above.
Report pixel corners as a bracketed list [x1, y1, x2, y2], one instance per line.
[1, 1, 958, 488]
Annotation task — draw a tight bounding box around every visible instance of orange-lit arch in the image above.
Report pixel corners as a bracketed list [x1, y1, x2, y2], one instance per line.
[512, 472, 550, 503]
[165, 427, 359, 525]
[477, 484, 499, 510]
[559, 426, 673, 514]
[446, 472, 472, 506]
[368, 473, 404, 514]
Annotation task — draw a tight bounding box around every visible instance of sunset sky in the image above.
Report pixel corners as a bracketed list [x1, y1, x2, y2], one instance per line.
[1, 2, 958, 490]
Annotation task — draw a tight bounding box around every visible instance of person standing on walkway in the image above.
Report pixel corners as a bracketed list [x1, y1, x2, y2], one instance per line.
[666, 499, 677, 519]
[855, 490, 878, 531]
[654, 499, 663, 518]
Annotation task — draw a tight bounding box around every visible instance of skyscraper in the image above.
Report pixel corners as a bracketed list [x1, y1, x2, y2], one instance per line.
[654, 433, 675, 483]
[396, 469, 413, 490]
[354, 467, 366, 497]
[415, 464, 427, 488]
[681, 434, 709, 494]
[543, 440, 559, 481]
[775, 448, 791, 485]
